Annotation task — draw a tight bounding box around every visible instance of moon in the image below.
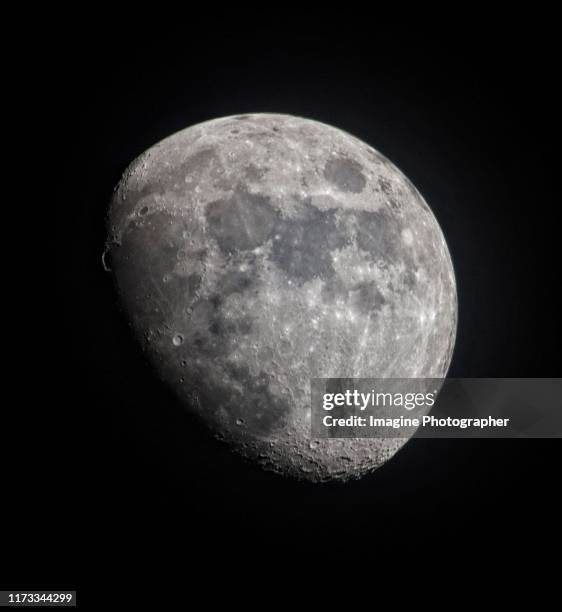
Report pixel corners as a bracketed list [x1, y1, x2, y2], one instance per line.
[105, 113, 457, 482]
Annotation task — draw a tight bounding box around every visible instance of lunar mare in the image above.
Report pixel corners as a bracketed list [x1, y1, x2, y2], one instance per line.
[105, 113, 457, 482]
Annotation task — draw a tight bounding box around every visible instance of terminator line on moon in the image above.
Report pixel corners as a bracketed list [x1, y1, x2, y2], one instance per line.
[105, 113, 457, 482]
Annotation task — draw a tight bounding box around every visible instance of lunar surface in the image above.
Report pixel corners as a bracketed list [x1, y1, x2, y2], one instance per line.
[105, 113, 457, 482]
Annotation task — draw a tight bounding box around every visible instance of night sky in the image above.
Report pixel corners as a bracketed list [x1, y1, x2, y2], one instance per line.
[10, 17, 560, 593]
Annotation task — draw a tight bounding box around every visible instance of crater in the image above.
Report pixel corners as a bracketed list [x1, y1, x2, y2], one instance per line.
[378, 177, 393, 194]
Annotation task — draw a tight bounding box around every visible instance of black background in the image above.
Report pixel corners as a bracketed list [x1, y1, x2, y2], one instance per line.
[12, 18, 561, 591]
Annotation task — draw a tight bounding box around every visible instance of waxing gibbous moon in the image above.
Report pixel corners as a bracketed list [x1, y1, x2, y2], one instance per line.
[105, 113, 457, 482]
